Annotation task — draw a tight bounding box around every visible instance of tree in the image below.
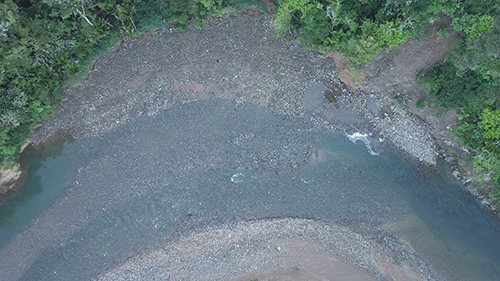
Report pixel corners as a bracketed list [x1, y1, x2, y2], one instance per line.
[99, 0, 141, 35]
[451, 16, 500, 79]
[42, 0, 97, 26]
[274, 0, 452, 64]
[475, 108, 500, 199]
[0, 0, 30, 84]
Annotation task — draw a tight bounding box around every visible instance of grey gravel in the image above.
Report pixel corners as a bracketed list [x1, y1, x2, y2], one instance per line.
[328, 82, 438, 165]
[96, 218, 444, 281]
[32, 14, 438, 166]
[20, 13, 445, 281]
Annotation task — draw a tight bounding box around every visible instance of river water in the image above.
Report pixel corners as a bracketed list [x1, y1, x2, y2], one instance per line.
[0, 99, 499, 281]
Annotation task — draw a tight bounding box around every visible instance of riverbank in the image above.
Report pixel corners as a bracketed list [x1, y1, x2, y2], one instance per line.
[330, 15, 498, 215]
[0, 164, 21, 192]
[96, 218, 443, 281]
[29, 17, 439, 166]
[0, 13, 452, 280]
[0, 140, 30, 194]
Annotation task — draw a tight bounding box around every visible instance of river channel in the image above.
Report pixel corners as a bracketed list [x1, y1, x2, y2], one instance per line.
[1, 13, 500, 280]
[0, 98, 499, 280]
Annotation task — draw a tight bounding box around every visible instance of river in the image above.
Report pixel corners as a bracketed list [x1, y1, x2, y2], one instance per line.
[0, 98, 499, 280]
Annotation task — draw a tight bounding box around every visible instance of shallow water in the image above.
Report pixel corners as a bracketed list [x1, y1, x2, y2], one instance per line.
[0, 134, 83, 249]
[0, 100, 499, 281]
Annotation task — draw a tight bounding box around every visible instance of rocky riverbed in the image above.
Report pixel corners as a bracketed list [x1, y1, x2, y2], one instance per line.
[96, 219, 442, 281]
[31, 14, 439, 166]
[5, 13, 449, 281]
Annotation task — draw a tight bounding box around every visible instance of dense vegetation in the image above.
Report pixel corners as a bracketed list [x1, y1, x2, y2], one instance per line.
[0, 0, 264, 170]
[420, 14, 500, 201]
[275, 0, 453, 64]
[275, 0, 500, 202]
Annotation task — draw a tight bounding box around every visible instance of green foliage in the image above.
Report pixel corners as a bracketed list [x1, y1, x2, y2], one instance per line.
[274, 0, 315, 37]
[396, 1, 500, 203]
[296, 7, 331, 47]
[415, 99, 426, 109]
[228, 0, 266, 13]
[273, 0, 500, 67]
[166, 0, 227, 27]
[449, 16, 500, 80]
[479, 108, 500, 140]
[466, 14, 494, 40]
[0, 0, 152, 165]
[134, 0, 172, 33]
[421, 38, 500, 202]
[274, 0, 458, 64]
[420, 63, 499, 118]
[436, 27, 451, 37]
[164, 0, 268, 28]
[475, 108, 500, 199]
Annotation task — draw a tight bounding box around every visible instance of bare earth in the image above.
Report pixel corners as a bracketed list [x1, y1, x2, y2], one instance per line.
[333, 15, 466, 162]
[355, 15, 462, 157]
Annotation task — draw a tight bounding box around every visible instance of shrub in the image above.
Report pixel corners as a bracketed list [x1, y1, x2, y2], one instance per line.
[416, 99, 426, 109]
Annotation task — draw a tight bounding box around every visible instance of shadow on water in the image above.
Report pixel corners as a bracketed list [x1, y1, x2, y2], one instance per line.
[0, 131, 71, 205]
[0, 131, 82, 248]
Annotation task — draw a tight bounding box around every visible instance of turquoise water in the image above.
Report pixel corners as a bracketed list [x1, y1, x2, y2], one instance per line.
[0, 101, 499, 280]
[0, 134, 84, 249]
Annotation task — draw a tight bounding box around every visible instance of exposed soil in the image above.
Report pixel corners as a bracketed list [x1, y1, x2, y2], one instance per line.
[0, 164, 22, 194]
[319, 21, 466, 166]
[333, 15, 464, 162]
[232, 240, 376, 281]
[328, 17, 461, 166]
[356, 15, 462, 158]
[0, 140, 30, 194]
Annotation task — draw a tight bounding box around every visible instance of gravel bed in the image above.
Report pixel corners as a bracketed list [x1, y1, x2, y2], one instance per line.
[96, 218, 443, 281]
[317, 76, 438, 165]
[31, 14, 438, 166]
[32, 15, 333, 143]
[21, 13, 445, 281]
